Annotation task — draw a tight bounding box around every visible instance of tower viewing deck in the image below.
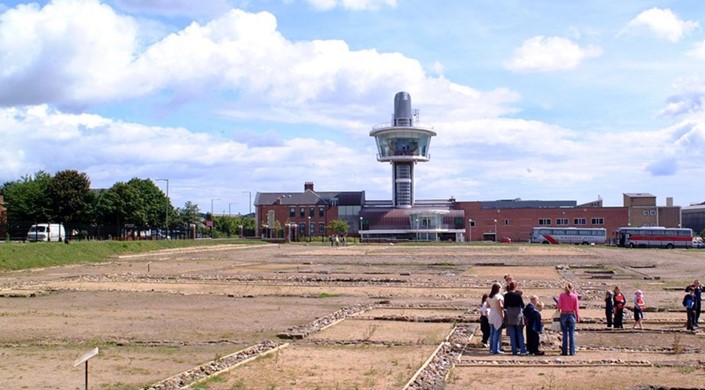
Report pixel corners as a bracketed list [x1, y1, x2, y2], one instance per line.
[370, 92, 436, 208]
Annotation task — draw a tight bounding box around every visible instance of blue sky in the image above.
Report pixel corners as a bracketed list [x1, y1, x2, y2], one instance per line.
[1, 0, 704, 214]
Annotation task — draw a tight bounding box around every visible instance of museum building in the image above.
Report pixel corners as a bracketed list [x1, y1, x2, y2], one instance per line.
[254, 92, 682, 242]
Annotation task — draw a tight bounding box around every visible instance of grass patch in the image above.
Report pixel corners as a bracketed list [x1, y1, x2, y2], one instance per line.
[192, 374, 227, 389]
[317, 292, 341, 298]
[0, 239, 264, 271]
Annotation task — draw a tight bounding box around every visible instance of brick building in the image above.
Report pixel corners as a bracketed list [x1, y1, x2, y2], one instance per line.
[623, 193, 681, 228]
[254, 182, 364, 241]
[456, 199, 628, 243]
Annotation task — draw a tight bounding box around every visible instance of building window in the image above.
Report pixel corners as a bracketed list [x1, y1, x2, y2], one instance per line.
[650, 209, 656, 216]
[319, 223, 325, 235]
[574, 218, 586, 225]
[289, 207, 295, 218]
[503, 219, 509, 226]
[319, 207, 324, 217]
[309, 222, 315, 236]
[309, 207, 314, 218]
[538, 218, 551, 225]
[556, 218, 568, 225]
[591, 218, 604, 225]
[300, 207, 305, 218]
[298, 223, 305, 235]
[642, 210, 649, 216]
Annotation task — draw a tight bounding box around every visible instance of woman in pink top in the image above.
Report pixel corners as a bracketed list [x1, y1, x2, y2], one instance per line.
[557, 282, 580, 355]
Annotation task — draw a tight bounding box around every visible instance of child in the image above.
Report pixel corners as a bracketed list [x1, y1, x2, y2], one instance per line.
[480, 293, 491, 346]
[684, 286, 696, 331]
[523, 295, 545, 355]
[632, 290, 645, 330]
[604, 290, 614, 328]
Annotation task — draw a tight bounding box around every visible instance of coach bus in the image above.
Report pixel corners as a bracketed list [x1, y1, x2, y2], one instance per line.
[615, 227, 693, 249]
[530, 227, 607, 245]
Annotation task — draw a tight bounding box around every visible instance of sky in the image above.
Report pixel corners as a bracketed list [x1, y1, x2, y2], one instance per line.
[1, 0, 705, 214]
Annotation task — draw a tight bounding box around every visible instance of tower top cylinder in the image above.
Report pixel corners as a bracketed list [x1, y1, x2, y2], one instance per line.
[393, 91, 413, 127]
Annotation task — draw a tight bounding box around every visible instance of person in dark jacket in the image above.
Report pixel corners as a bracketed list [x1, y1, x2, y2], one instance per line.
[688, 280, 702, 327]
[504, 281, 527, 355]
[605, 290, 614, 328]
[523, 295, 545, 355]
[479, 293, 491, 346]
[684, 286, 696, 331]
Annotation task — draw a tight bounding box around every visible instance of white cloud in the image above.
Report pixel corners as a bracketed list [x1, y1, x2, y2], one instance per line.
[688, 41, 705, 60]
[504, 36, 602, 73]
[622, 7, 698, 42]
[304, 0, 398, 11]
[0, 0, 138, 107]
[0, 3, 512, 122]
[0, 105, 374, 207]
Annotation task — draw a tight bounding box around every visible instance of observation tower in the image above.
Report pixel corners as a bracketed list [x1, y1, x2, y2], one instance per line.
[370, 92, 437, 208]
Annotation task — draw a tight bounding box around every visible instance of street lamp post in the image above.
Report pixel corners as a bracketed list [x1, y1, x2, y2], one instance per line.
[241, 191, 252, 215]
[211, 198, 220, 216]
[228, 203, 236, 217]
[155, 178, 169, 237]
[210, 198, 219, 238]
[468, 219, 474, 243]
[415, 218, 419, 242]
[307, 216, 311, 242]
[359, 216, 363, 243]
[494, 219, 498, 242]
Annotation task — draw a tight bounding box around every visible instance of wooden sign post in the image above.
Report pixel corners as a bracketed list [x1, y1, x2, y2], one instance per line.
[73, 347, 99, 390]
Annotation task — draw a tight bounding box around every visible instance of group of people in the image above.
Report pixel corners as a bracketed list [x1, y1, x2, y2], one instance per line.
[480, 275, 549, 356]
[605, 280, 702, 331]
[480, 277, 703, 357]
[604, 286, 644, 330]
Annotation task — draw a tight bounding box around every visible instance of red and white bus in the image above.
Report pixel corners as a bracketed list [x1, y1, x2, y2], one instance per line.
[530, 227, 607, 245]
[615, 227, 693, 249]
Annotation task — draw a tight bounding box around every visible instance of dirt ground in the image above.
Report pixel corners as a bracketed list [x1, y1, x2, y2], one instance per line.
[1, 244, 704, 389]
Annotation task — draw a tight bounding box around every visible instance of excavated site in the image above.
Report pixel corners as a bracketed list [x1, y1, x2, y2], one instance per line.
[1, 243, 704, 389]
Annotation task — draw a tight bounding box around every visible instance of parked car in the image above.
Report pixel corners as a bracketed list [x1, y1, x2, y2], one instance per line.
[693, 237, 704, 248]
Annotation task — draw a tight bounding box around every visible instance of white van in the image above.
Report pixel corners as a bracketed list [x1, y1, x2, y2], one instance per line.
[27, 223, 66, 242]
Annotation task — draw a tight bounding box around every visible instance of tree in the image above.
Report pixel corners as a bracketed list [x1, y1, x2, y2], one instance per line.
[49, 170, 92, 229]
[328, 219, 349, 236]
[0, 171, 53, 237]
[94, 178, 169, 237]
[176, 201, 201, 226]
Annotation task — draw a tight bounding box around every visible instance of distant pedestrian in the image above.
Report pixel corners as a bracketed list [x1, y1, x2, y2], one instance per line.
[604, 290, 614, 328]
[557, 282, 580, 356]
[684, 286, 696, 331]
[688, 280, 702, 327]
[480, 293, 491, 346]
[613, 286, 626, 329]
[632, 290, 645, 330]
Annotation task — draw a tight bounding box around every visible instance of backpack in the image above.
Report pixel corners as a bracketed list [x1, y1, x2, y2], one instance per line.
[614, 293, 625, 309]
[636, 296, 644, 308]
[684, 295, 695, 310]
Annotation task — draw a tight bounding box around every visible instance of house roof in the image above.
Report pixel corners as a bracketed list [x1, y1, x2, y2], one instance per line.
[623, 193, 655, 198]
[255, 190, 365, 206]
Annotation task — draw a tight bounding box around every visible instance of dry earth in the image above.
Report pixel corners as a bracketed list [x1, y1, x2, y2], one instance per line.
[1, 243, 704, 389]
